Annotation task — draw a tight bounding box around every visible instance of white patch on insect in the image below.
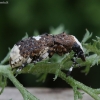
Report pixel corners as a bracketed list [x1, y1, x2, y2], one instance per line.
[40, 47, 49, 59]
[69, 66, 73, 72]
[10, 45, 21, 63]
[32, 35, 41, 40]
[10, 44, 27, 68]
[72, 35, 83, 51]
[42, 52, 49, 59]
[27, 57, 32, 63]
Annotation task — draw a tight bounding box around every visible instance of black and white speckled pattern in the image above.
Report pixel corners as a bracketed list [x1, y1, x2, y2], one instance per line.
[10, 32, 85, 68]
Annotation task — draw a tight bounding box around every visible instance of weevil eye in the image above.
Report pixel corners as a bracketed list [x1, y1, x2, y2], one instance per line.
[72, 42, 85, 61]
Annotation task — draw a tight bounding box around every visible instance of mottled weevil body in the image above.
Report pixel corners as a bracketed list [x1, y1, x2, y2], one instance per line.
[10, 32, 85, 72]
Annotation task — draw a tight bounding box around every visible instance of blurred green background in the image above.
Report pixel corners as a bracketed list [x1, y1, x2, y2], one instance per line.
[0, 0, 100, 88]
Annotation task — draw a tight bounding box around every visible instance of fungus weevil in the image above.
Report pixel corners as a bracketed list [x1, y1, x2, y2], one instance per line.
[9, 32, 85, 73]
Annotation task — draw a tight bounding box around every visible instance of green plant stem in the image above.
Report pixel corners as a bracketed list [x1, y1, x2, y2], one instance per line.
[59, 72, 100, 100]
[22, 63, 100, 100]
[92, 89, 100, 94]
[8, 72, 39, 100]
[0, 65, 39, 100]
[0, 51, 10, 65]
[73, 86, 79, 100]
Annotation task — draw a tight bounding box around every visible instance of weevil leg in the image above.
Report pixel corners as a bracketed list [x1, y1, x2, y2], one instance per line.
[67, 66, 74, 76]
[16, 62, 28, 72]
[67, 53, 78, 76]
[32, 57, 44, 64]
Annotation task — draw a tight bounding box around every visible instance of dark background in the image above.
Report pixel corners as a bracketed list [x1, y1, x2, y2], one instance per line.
[0, 0, 100, 88]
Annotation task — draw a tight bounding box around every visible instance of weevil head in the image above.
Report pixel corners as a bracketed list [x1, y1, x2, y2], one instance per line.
[72, 36, 85, 61]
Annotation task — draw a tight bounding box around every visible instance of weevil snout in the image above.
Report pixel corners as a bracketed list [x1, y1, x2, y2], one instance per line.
[77, 50, 85, 61]
[72, 42, 85, 61]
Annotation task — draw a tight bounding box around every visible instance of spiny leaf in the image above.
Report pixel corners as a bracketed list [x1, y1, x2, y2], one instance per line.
[50, 24, 67, 35]
[81, 29, 92, 43]
[73, 86, 83, 100]
[81, 54, 99, 74]
[53, 66, 60, 81]
[0, 75, 7, 94]
[96, 36, 100, 41]
[84, 43, 100, 55]
[36, 73, 47, 82]
[22, 32, 28, 40]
